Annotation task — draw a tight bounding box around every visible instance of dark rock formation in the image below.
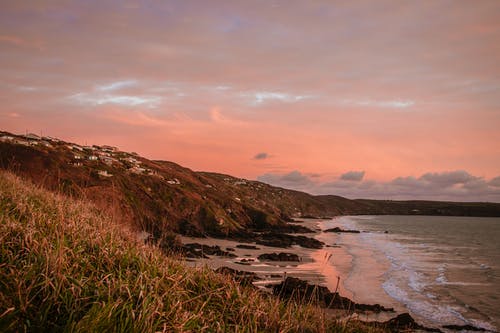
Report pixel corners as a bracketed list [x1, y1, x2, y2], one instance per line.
[323, 227, 360, 233]
[183, 243, 237, 258]
[383, 313, 442, 332]
[255, 233, 324, 249]
[258, 252, 300, 262]
[273, 277, 393, 313]
[215, 267, 259, 287]
[442, 324, 486, 331]
[236, 244, 260, 250]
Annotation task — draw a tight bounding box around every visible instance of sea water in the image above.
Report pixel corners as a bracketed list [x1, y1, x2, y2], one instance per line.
[319, 215, 500, 331]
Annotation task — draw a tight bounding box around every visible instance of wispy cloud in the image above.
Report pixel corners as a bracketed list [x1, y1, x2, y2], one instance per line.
[68, 92, 162, 108]
[97, 80, 138, 91]
[342, 99, 415, 109]
[248, 92, 315, 105]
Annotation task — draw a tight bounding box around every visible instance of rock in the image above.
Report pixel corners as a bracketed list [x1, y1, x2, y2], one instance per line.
[323, 227, 360, 233]
[183, 243, 237, 258]
[215, 267, 259, 287]
[272, 277, 393, 313]
[236, 244, 260, 250]
[258, 252, 300, 262]
[384, 313, 442, 332]
[239, 258, 254, 263]
[256, 233, 324, 249]
[442, 324, 486, 331]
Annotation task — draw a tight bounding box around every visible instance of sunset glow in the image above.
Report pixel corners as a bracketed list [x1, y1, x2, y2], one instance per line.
[1, 1, 499, 201]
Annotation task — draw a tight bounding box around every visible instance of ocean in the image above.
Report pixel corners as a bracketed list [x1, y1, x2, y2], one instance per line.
[317, 215, 500, 331]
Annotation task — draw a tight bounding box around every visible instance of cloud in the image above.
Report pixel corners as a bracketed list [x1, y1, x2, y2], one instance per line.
[342, 99, 415, 109]
[257, 170, 314, 190]
[249, 92, 314, 105]
[340, 170, 365, 181]
[489, 176, 500, 187]
[254, 152, 269, 160]
[257, 170, 500, 202]
[97, 80, 138, 91]
[419, 170, 478, 187]
[68, 92, 162, 108]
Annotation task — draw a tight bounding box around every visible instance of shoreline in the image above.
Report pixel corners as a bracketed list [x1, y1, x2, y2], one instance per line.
[179, 218, 401, 324]
[179, 216, 499, 332]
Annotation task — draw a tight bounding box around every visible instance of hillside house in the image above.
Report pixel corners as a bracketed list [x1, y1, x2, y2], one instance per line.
[24, 133, 41, 140]
[129, 166, 146, 174]
[88, 155, 98, 161]
[167, 178, 181, 185]
[44, 136, 60, 142]
[101, 145, 118, 152]
[14, 139, 30, 146]
[74, 154, 82, 160]
[97, 170, 112, 177]
[100, 156, 116, 165]
[0, 135, 14, 142]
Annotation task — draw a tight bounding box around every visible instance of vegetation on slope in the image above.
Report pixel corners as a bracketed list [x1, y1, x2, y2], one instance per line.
[0, 171, 382, 332]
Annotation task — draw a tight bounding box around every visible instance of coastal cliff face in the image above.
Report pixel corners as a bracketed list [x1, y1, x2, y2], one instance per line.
[1, 130, 500, 241]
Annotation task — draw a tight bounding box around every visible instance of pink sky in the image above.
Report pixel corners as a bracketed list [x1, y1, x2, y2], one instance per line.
[1, 1, 499, 201]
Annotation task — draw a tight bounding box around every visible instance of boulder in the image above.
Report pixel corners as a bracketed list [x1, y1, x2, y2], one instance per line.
[258, 252, 300, 262]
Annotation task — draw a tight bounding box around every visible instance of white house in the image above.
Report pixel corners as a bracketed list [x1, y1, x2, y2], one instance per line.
[88, 155, 98, 161]
[97, 170, 112, 177]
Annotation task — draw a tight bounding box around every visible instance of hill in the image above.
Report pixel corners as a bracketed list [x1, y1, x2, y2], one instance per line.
[3, 170, 383, 332]
[1, 130, 499, 244]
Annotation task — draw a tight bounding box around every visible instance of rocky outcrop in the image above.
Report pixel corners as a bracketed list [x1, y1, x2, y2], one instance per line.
[383, 313, 442, 332]
[272, 277, 392, 312]
[323, 227, 360, 233]
[258, 252, 300, 262]
[236, 244, 260, 250]
[215, 267, 259, 287]
[442, 324, 486, 331]
[182, 243, 237, 258]
[255, 233, 324, 249]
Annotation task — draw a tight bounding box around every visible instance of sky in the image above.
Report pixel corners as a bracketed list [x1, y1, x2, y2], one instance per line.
[1, 1, 499, 202]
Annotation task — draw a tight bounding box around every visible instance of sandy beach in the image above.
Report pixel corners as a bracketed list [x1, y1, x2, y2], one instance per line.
[179, 218, 399, 323]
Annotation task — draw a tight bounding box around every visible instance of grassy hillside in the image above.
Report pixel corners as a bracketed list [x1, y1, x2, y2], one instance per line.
[0, 134, 337, 239]
[0, 171, 382, 332]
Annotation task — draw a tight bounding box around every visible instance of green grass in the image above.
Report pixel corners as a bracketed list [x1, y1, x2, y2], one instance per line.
[0, 171, 382, 332]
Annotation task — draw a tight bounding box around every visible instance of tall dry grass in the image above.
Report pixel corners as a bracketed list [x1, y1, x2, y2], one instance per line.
[0, 171, 383, 332]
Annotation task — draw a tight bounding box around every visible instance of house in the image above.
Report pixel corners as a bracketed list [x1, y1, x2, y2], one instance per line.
[121, 157, 139, 164]
[72, 162, 83, 167]
[14, 139, 30, 146]
[74, 154, 82, 160]
[88, 155, 98, 161]
[24, 133, 41, 140]
[101, 145, 118, 152]
[0, 135, 14, 142]
[44, 136, 60, 142]
[100, 156, 116, 165]
[129, 166, 146, 174]
[97, 170, 112, 177]
[40, 141, 53, 148]
[166, 178, 181, 185]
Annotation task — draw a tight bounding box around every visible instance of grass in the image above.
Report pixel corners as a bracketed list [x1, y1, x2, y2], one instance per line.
[0, 171, 383, 332]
